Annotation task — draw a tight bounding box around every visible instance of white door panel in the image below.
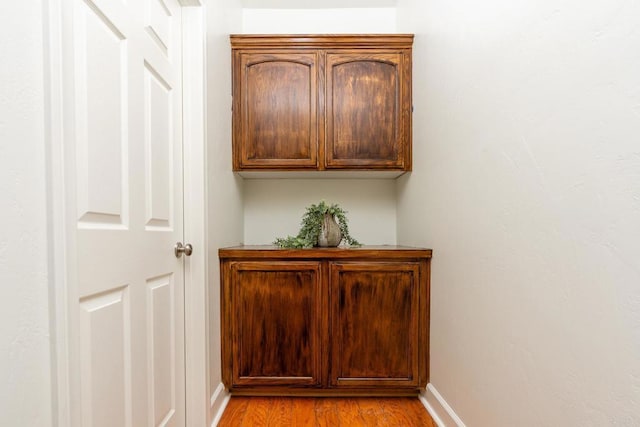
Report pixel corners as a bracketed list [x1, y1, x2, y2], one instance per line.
[79, 286, 131, 427]
[144, 61, 175, 230]
[74, 0, 129, 229]
[145, 0, 173, 57]
[66, 0, 185, 425]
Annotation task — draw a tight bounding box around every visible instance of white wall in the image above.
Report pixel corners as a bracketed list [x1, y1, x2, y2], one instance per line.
[205, 0, 244, 421]
[397, 0, 640, 425]
[243, 8, 396, 34]
[241, 8, 399, 246]
[0, 1, 52, 425]
[244, 179, 396, 245]
[243, 0, 396, 8]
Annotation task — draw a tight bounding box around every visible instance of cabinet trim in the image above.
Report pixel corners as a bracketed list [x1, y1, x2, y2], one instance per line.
[231, 34, 414, 49]
[219, 245, 432, 260]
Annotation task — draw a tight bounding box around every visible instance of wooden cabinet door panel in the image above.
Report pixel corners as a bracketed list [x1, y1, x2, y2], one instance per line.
[329, 262, 420, 387]
[234, 52, 319, 169]
[326, 52, 409, 169]
[230, 261, 322, 387]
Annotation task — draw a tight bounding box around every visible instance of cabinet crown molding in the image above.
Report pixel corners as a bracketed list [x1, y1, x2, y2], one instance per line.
[230, 34, 414, 49]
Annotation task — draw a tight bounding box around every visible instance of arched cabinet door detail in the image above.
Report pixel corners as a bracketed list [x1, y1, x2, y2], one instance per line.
[325, 53, 410, 170]
[234, 52, 319, 169]
[231, 34, 413, 174]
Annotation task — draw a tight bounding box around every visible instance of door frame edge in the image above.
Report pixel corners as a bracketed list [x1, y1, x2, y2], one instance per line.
[44, 0, 72, 424]
[181, 3, 209, 427]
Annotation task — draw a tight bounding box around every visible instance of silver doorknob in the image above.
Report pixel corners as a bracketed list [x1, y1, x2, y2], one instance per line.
[174, 242, 193, 258]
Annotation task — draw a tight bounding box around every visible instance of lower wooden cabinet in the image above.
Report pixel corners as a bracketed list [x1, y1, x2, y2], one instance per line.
[329, 262, 423, 389]
[229, 261, 322, 387]
[219, 246, 431, 396]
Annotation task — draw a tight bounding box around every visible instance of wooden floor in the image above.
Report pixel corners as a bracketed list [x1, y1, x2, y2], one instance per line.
[217, 397, 437, 426]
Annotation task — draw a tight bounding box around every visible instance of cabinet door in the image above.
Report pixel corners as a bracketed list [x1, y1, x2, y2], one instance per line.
[329, 262, 421, 388]
[325, 51, 411, 170]
[228, 261, 323, 387]
[233, 52, 319, 169]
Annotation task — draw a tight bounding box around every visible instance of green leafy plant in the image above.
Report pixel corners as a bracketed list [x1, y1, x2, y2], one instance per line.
[274, 201, 362, 249]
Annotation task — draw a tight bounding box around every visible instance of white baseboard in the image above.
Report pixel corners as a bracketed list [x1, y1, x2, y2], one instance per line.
[419, 383, 466, 427]
[209, 382, 230, 427]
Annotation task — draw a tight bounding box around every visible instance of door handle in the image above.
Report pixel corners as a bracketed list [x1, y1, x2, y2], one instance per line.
[174, 242, 193, 258]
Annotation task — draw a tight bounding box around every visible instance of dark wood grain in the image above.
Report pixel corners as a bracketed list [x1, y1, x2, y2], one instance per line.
[230, 35, 413, 172]
[220, 246, 431, 396]
[330, 263, 420, 387]
[230, 34, 414, 49]
[219, 245, 432, 260]
[217, 397, 437, 427]
[326, 52, 408, 169]
[230, 262, 322, 387]
[235, 52, 319, 169]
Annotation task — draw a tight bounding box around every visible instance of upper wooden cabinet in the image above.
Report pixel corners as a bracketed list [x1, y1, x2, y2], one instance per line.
[231, 35, 414, 173]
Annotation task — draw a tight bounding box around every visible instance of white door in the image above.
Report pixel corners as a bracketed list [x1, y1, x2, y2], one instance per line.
[63, 0, 186, 425]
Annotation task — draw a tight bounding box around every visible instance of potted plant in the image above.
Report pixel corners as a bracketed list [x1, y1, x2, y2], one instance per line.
[274, 201, 362, 249]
